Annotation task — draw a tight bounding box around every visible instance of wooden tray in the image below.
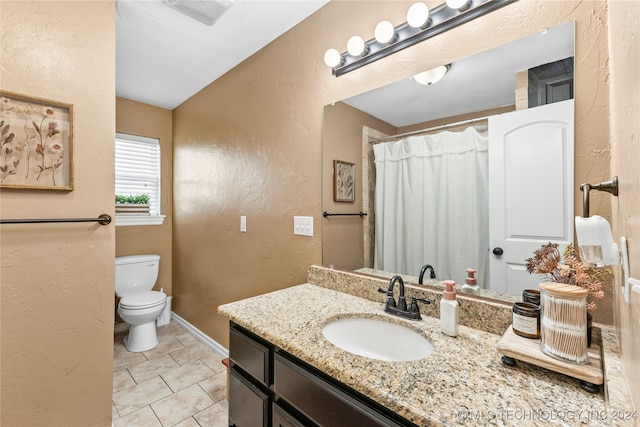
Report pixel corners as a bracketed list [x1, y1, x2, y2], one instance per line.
[497, 326, 603, 385]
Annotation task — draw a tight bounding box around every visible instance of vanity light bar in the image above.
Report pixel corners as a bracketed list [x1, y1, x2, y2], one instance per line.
[328, 0, 517, 77]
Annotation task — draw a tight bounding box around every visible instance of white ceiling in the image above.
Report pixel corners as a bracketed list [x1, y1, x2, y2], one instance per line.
[116, 0, 329, 109]
[116, 2, 573, 123]
[343, 21, 575, 127]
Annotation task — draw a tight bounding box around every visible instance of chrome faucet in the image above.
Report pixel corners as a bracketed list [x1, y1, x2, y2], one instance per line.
[418, 264, 436, 284]
[378, 275, 430, 320]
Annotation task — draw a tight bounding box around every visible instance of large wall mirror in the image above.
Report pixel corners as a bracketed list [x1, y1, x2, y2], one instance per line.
[322, 21, 575, 303]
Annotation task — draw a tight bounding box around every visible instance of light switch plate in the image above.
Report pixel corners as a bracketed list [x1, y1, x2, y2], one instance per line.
[240, 216, 246, 232]
[294, 216, 313, 236]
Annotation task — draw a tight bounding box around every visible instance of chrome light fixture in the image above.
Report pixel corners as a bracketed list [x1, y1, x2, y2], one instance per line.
[574, 176, 620, 267]
[446, 0, 471, 11]
[324, 0, 516, 76]
[347, 36, 368, 57]
[407, 2, 431, 28]
[374, 21, 397, 44]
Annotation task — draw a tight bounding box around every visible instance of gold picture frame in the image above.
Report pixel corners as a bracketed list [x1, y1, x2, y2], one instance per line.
[0, 90, 73, 191]
[333, 160, 355, 202]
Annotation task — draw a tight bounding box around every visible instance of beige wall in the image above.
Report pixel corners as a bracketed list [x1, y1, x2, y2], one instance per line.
[115, 98, 173, 300]
[609, 0, 640, 412]
[172, 0, 612, 347]
[0, 1, 115, 426]
[323, 102, 396, 271]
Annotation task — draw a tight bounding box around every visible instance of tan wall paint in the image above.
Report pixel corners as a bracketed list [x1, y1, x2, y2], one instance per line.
[323, 102, 396, 271]
[609, 0, 640, 411]
[0, 1, 115, 426]
[172, 0, 612, 347]
[115, 97, 173, 300]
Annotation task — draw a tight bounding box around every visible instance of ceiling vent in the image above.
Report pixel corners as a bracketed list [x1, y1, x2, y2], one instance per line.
[163, 0, 235, 26]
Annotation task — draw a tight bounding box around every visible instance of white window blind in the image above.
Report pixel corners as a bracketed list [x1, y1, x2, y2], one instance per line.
[115, 133, 161, 215]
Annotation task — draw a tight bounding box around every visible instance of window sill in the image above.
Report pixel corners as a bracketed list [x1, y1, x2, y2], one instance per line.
[115, 215, 166, 227]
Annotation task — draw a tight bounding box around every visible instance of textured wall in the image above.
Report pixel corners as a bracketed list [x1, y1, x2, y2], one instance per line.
[0, 1, 115, 425]
[172, 0, 612, 347]
[609, 0, 640, 412]
[115, 97, 173, 298]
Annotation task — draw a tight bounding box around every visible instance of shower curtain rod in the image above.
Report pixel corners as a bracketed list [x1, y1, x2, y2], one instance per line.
[370, 115, 490, 144]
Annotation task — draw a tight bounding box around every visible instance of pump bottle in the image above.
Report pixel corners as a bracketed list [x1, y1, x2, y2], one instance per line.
[461, 268, 479, 294]
[440, 280, 459, 337]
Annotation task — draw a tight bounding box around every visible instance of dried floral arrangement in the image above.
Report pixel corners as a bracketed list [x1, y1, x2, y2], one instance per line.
[525, 242, 610, 312]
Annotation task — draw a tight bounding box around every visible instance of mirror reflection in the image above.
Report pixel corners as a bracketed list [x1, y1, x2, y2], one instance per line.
[322, 22, 575, 303]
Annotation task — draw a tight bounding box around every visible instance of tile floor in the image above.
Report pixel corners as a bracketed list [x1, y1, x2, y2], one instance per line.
[113, 321, 229, 427]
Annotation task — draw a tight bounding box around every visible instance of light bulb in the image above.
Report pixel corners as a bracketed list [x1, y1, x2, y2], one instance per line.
[413, 65, 449, 85]
[324, 48, 342, 68]
[374, 21, 396, 44]
[407, 2, 430, 28]
[347, 36, 366, 57]
[446, 0, 470, 10]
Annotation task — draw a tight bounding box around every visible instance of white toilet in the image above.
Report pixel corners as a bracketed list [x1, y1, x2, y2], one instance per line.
[115, 254, 167, 352]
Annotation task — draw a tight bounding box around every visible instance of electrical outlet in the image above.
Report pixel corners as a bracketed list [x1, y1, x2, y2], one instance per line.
[240, 216, 246, 232]
[294, 216, 313, 237]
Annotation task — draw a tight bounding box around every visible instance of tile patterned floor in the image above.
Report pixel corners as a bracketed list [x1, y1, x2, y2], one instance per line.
[113, 321, 228, 427]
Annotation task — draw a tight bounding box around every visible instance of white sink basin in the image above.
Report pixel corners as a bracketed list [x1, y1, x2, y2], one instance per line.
[322, 317, 434, 362]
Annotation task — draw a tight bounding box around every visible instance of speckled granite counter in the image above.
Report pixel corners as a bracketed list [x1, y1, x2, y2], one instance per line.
[353, 267, 521, 304]
[219, 283, 617, 426]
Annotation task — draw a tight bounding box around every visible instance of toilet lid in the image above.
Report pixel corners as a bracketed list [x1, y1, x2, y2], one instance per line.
[120, 291, 166, 309]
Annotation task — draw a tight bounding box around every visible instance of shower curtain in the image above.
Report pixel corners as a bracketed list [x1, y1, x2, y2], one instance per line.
[373, 127, 489, 287]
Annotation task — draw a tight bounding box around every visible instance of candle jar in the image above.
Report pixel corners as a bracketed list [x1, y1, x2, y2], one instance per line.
[512, 302, 540, 339]
[539, 282, 589, 364]
[522, 289, 540, 306]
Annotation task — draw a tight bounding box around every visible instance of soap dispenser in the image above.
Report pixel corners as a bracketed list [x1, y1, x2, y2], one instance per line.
[440, 280, 459, 337]
[461, 268, 479, 294]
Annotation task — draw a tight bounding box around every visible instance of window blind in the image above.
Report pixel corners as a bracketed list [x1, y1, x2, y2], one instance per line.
[115, 133, 161, 215]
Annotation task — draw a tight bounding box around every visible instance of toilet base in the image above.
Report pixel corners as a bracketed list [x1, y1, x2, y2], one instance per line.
[123, 321, 159, 352]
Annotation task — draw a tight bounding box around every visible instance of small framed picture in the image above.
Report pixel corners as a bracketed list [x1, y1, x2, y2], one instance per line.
[0, 90, 73, 191]
[333, 160, 355, 202]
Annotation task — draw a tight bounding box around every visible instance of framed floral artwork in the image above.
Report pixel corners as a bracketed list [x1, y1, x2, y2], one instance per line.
[0, 90, 73, 191]
[333, 159, 355, 202]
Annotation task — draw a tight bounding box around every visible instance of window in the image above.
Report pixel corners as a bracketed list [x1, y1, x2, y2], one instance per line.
[115, 133, 162, 222]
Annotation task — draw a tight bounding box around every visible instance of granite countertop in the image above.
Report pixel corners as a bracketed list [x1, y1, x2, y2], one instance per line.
[218, 283, 608, 426]
[353, 267, 521, 303]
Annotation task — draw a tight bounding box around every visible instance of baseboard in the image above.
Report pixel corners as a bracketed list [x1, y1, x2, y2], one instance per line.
[170, 312, 229, 358]
[114, 322, 129, 334]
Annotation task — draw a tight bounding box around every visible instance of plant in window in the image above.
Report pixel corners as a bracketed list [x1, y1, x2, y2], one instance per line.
[115, 194, 151, 216]
[115, 194, 150, 205]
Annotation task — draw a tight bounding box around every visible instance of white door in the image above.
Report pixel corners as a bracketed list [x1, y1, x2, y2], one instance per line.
[488, 99, 574, 295]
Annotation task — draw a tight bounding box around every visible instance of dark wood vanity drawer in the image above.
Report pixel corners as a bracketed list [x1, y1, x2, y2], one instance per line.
[229, 367, 269, 427]
[229, 325, 271, 386]
[272, 402, 306, 427]
[274, 353, 405, 427]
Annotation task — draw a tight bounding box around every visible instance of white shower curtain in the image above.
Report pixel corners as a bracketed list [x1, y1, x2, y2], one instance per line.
[373, 127, 489, 287]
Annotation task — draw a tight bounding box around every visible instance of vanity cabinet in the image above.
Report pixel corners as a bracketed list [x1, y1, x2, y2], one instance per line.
[228, 368, 269, 426]
[228, 322, 414, 427]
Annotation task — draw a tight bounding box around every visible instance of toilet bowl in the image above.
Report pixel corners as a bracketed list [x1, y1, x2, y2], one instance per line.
[118, 290, 167, 352]
[116, 254, 167, 352]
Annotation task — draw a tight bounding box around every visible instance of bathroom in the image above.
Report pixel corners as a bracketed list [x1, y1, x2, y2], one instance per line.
[0, 0, 638, 425]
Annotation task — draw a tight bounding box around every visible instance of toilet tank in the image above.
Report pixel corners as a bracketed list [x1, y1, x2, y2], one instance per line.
[115, 254, 160, 297]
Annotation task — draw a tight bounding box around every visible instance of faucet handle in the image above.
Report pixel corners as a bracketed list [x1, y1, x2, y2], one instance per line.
[378, 287, 396, 308]
[409, 296, 430, 319]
